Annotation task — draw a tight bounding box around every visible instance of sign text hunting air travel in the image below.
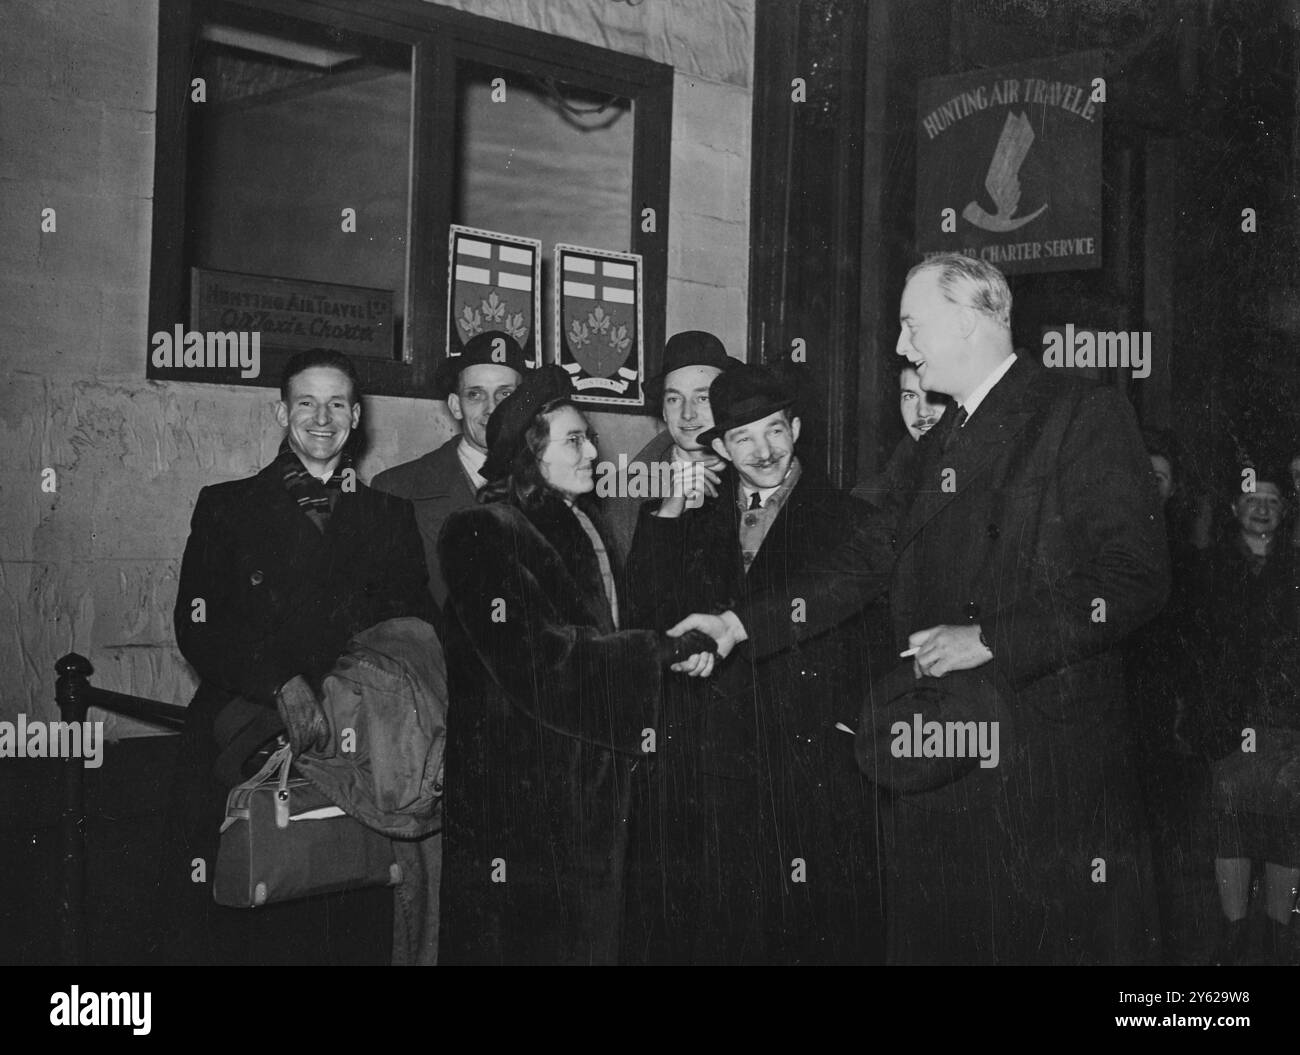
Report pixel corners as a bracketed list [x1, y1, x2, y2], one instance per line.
[916, 52, 1103, 274]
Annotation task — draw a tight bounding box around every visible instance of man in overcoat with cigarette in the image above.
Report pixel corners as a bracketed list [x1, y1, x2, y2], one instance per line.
[859, 253, 1169, 964]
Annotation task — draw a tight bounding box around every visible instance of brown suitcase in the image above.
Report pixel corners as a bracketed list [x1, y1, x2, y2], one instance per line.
[213, 743, 400, 908]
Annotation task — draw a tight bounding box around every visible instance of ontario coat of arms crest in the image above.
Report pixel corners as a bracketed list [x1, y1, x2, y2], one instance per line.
[554, 243, 644, 409]
[446, 225, 541, 365]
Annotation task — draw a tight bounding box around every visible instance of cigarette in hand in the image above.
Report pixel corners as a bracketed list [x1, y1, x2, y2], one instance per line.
[899, 647, 919, 658]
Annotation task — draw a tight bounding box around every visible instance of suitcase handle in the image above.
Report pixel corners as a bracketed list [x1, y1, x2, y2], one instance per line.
[274, 745, 294, 829]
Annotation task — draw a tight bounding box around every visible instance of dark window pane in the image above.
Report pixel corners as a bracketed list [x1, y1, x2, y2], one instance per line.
[189, 6, 413, 359]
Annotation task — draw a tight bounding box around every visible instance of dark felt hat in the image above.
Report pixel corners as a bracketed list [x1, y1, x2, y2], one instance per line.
[697, 364, 797, 447]
[434, 331, 531, 400]
[644, 330, 742, 408]
[482, 364, 576, 482]
[855, 662, 1006, 794]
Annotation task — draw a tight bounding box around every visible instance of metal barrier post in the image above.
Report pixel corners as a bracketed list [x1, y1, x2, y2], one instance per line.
[55, 653, 93, 965]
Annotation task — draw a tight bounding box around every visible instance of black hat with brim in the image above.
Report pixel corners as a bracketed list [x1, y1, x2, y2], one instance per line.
[434, 330, 532, 400]
[481, 365, 577, 483]
[855, 661, 1006, 794]
[697, 364, 797, 448]
[645, 330, 742, 409]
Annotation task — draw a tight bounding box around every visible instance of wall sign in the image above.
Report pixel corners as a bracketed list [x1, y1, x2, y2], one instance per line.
[916, 51, 1104, 274]
[554, 244, 644, 409]
[446, 225, 542, 366]
[147, 268, 395, 383]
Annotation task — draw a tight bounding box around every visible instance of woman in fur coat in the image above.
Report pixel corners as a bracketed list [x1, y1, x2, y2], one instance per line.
[436, 366, 718, 964]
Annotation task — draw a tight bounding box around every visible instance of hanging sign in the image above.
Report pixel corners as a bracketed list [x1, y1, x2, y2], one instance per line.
[916, 51, 1104, 274]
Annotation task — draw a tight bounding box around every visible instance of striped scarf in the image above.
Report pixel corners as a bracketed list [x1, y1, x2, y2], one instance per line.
[274, 440, 353, 533]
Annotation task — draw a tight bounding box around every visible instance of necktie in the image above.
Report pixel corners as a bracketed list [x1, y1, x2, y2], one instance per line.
[748, 492, 763, 511]
[942, 406, 968, 452]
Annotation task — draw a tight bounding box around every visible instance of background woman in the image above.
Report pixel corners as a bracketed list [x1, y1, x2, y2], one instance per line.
[1194, 466, 1300, 964]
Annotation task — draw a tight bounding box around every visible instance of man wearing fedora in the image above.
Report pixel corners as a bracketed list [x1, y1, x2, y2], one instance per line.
[602, 330, 741, 560]
[624, 364, 889, 963]
[371, 330, 530, 610]
[858, 253, 1168, 964]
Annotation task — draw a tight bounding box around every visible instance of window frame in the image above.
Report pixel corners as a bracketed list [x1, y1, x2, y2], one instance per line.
[148, 0, 673, 404]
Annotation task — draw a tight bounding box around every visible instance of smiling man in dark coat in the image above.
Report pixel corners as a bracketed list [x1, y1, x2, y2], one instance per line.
[861, 253, 1169, 964]
[625, 364, 890, 963]
[164, 348, 436, 965]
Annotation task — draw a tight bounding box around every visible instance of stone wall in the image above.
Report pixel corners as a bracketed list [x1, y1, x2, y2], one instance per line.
[0, 0, 754, 733]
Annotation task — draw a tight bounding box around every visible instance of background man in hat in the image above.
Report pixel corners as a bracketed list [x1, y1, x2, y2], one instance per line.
[371, 330, 529, 610]
[868, 252, 1169, 964]
[624, 364, 888, 963]
[602, 330, 741, 559]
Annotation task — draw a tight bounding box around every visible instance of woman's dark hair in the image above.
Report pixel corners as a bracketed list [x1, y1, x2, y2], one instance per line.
[478, 397, 578, 510]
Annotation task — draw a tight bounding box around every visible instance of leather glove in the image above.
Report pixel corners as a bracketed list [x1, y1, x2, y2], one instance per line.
[275, 675, 331, 756]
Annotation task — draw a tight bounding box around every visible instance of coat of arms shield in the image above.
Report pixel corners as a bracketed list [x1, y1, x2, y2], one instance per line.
[446, 225, 542, 364]
[554, 244, 644, 409]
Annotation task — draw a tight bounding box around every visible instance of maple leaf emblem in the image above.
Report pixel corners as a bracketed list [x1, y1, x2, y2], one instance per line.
[480, 290, 506, 324]
[505, 312, 528, 343]
[569, 318, 590, 348]
[457, 304, 482, 336]
[607, 323, 630, 356]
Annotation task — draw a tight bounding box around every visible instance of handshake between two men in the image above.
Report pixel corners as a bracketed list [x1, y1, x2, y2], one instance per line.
[651, 432, 997, 684]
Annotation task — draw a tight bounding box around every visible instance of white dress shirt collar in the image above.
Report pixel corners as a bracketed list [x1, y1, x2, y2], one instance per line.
[959, 352, 1017, 425]
[457, 438, 488, 492]
[741, 482, 781, 509]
